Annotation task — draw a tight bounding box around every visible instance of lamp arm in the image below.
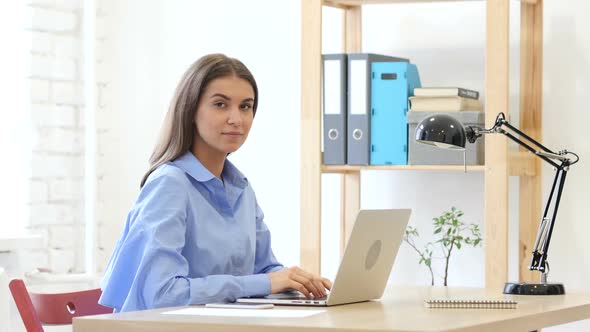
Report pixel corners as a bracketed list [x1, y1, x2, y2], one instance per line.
[467, 112, 578, 282]
[494, 117, 554, 154]
[494, 119, 562, 168]
[493, 114, 579, 167]
[468, 114, 562, 168]
[494, 117, 572, 274]
[530, 166, 568, 274]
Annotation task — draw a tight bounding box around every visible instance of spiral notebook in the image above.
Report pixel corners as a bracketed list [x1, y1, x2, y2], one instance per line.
[424, 298, 518, 309]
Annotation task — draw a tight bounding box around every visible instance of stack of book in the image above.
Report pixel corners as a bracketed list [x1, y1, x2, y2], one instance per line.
[409, 87, 482, 112]
[406, 86, 485, 166]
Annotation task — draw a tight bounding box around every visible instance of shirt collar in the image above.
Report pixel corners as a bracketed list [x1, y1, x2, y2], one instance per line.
[172, 151, 248, 189]
[221, 158, 248, 189]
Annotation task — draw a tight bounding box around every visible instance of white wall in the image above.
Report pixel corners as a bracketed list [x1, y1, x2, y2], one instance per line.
[5, 0, 86, 275]
[97, 1, 590, 330]
[0, 2, 31, 237]
[542, 0, 590, 307]
[96, 0, 302, 269]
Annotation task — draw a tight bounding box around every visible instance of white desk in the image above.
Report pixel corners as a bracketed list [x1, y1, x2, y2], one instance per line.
[74, 286, 590, 332]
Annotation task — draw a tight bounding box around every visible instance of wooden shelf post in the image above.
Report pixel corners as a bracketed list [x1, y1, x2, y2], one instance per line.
[519, 0, 543, 283]
[340, 4, 362, 255]
[485, 0, 510, 290]
[300, 0, 323, 274]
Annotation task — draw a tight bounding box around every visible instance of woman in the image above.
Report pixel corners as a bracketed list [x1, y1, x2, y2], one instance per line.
[99, 54, 331, 312]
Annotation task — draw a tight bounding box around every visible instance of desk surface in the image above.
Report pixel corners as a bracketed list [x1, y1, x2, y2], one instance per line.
[74, 286, 590, 332]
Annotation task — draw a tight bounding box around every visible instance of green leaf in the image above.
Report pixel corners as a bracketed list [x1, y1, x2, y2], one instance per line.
[434, 227, 442, 234]
[456, 242, 462, 249]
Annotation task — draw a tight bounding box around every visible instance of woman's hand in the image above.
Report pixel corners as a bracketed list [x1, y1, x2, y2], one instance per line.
[268, 266, 332, 299]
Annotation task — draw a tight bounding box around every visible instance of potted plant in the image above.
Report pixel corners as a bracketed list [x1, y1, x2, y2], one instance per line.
[404, 207, 482, 286]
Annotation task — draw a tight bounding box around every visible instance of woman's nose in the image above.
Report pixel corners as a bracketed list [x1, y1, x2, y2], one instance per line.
[227, 107, 242, 125]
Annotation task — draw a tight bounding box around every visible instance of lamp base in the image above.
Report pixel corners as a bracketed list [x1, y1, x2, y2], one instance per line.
[503, 282, 565, 295]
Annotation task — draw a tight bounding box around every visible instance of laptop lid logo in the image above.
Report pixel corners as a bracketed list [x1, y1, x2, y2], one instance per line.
[365, 240, 382, 270]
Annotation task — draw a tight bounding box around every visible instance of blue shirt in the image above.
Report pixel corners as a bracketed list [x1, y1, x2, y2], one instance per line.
[99, 152, 284, 312]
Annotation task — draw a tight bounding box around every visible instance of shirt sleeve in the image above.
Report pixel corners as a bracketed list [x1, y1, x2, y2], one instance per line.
[253, 201, 285, 274]
[99, 171, 272, 312]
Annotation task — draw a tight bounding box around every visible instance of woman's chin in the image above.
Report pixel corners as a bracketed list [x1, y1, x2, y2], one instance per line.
[222, 144, 243, 154]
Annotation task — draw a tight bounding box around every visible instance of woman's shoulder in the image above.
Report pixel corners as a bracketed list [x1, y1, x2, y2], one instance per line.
[143, 162, 192, 190]
[128, 163, 192, 214]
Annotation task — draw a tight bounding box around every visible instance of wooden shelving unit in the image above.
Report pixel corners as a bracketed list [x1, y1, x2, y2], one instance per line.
[322, 165, 486, 173]
[300, 0, 544, 290]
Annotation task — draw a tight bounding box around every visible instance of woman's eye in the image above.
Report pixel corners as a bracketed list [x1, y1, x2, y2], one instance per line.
[240, 104, 252, 110]
[214, 102, 226, 108]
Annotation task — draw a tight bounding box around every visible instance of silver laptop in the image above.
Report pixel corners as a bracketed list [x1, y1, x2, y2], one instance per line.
[236, 208, 411, 306]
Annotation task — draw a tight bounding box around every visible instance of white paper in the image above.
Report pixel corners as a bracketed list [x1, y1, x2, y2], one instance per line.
[350, 60, 367, 115]
[324, 59, 342, 115]
[162, 307, 325, 318]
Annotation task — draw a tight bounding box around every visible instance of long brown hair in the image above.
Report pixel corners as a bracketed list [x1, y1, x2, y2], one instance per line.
[140, 53, 258, 187]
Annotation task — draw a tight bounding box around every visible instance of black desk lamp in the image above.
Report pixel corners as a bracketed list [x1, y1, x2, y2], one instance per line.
[415, 112, 579, 295]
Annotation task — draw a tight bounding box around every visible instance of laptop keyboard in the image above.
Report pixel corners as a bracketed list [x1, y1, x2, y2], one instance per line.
[265, 291, 328, 301]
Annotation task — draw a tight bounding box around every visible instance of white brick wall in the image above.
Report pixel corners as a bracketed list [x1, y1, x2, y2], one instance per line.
[21, 0, 86, 274]
[49, 248, 76, 273]
[54, 35, 80, 58]
[28, 180, 49, 204]
[52, 81, 84, 105]
[29, 79, 50, 102]
[31, 154, 83, 178]
[25, 7, 78, 32]
[49, 178, 83, 202]
[34, 128, 83, 153]
[95, 1, 114, 273]
[31, 104, 77, 127]
[48, 225, 77, 248]
[30, 55, 77, 80]
[25, 31, 52, 54]
[15, 0, 114, 277]
[17, 250, 50, 276]
[29, 203, 77, 226]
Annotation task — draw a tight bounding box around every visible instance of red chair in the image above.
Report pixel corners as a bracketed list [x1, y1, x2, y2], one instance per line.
[9, 278, 113, 332]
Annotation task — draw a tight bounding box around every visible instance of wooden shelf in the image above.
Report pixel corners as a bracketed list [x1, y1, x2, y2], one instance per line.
[323, 0, 537, 8]
[322, 164, 485, 173]
[322, 151, 536, 176]
[301, 0, 544, 289]
[324, 0, 479, 7]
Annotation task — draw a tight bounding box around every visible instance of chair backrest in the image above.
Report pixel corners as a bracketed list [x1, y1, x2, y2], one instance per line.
[9, 278, 113, 332]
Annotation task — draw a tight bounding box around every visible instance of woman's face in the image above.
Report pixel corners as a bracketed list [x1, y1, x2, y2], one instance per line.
[193, 75, 255, 159]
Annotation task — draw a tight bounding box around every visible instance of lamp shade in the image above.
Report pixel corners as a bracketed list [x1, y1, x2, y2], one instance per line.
[414, 114, 466, 150]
